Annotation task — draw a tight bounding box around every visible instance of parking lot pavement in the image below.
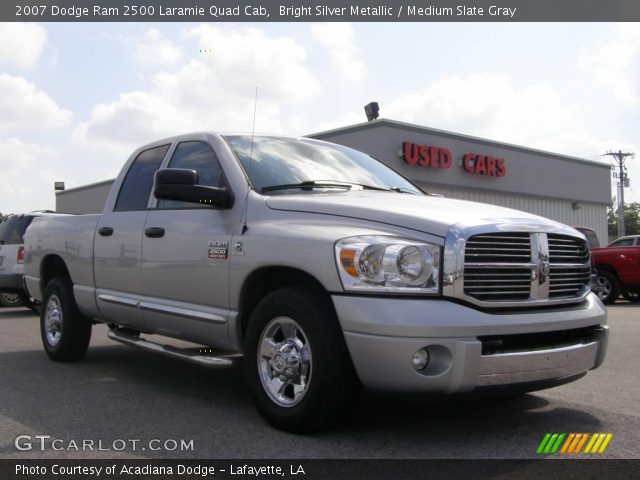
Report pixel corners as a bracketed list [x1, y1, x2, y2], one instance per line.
[0, 303, 638, 460]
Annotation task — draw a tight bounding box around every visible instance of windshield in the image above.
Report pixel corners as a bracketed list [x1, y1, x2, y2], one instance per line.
[0, 215, 33, 245]
[224, 135, 423, 194]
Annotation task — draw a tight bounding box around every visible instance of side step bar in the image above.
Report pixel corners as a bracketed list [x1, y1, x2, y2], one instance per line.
[107, 328, 242, 368]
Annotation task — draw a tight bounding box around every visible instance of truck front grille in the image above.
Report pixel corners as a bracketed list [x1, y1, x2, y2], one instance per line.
[462, 232, 590, 304]
[464, 233, 532, 301]
[547, 234, 591, 299]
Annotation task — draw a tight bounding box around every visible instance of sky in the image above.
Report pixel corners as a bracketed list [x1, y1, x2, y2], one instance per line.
[0, 21, 639, 214]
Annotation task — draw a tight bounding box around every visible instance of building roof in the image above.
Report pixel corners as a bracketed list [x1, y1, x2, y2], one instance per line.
[309, 118, 611, 170]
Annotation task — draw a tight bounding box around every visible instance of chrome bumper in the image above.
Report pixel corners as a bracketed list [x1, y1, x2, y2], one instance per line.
[333, 293, 608, 393]
[477, 340, 600, 386]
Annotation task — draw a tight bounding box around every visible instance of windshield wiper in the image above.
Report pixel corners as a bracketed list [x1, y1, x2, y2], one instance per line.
[261, 181, 354, 193]
[261, 180, 420, 194]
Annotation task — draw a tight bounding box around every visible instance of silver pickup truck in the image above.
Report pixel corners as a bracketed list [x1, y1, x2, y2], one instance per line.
[24, 133, 608, 432]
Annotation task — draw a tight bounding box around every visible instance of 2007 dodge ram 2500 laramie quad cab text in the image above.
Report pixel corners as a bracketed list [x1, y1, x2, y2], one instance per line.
[24, 133, 608, 432]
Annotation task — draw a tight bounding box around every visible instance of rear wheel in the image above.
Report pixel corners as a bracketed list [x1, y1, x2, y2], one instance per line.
[244, 287, 358, 433]
[41, 278, 92, 361]
[593, 270, 620, 305]
[622, 288, 640, 303]
[0, 290, 27, 308]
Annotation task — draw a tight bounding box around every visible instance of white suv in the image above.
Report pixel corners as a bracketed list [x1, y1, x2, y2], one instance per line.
[0, 212, 57, 307]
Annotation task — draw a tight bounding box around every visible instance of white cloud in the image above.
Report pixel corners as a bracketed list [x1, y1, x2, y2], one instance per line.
[582, 23, 640, 106]
[132, 29, 182, 68]
[0, 23, 47, 68]
[0, 74, 72, 132]
[0, 138, 58, 213]
[311, 23, 365, 82]
[73, 26, 319, 151]
[315, 111, 365, 133]
[383, 73, 596, 156]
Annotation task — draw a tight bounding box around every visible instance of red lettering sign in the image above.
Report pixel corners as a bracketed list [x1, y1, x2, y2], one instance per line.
[402, 142, 452, 169]
[462, 153, 506, 177]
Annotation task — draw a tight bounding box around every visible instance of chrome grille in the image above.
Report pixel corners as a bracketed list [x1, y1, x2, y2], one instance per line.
[547, 234, 591, 299]
[462, 232, 590, 304]
[464, 233, 531, 301]
[464, 233, 531, 263]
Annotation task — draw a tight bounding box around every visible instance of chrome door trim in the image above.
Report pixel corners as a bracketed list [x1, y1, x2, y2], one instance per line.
[98, 293, 140, 307]
[139, 300, 226, 324]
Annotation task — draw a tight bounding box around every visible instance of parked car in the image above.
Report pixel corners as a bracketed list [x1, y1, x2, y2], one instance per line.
[24, 133, 607, 432]
[590, 234, 640, 304]
[0, 211, 57, 308]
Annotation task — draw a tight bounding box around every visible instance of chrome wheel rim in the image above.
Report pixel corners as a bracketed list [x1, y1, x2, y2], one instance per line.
[44, 294, 63, 347]
[594, 275, 611, 301]
[258, 317, 312, 408]
[1, 292, 22, 305]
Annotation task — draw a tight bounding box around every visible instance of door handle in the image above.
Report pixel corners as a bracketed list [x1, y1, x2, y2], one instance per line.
[98, 227, 114, 236]
[145, 227, 165, 238]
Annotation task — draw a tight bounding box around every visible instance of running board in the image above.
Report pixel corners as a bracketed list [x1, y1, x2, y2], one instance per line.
[107, 328, 242, 368]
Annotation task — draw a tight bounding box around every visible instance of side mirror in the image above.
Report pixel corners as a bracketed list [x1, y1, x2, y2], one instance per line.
[153, 168, 234, 209]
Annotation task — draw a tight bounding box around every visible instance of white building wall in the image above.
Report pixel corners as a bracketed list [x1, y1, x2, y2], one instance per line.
[422, 185, 609, 246]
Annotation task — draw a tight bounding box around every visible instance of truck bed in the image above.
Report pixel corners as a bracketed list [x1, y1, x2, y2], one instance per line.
[24, 214, 101, 302]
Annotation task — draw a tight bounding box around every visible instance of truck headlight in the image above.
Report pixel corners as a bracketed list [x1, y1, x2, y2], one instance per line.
[335, 236, 441, 294]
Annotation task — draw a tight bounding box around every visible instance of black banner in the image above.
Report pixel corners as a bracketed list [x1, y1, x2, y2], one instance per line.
[3, 459, 640, 480]
[3, 0, 640, 22]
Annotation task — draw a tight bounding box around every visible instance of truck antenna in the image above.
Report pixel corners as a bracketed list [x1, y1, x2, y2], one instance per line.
[242, 86, 259, 236]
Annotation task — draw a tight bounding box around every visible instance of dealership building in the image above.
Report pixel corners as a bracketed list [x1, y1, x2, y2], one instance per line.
[56, 118, 612, 243]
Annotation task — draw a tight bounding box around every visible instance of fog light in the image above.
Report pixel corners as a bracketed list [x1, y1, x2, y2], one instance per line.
[412, 348, 430, 370]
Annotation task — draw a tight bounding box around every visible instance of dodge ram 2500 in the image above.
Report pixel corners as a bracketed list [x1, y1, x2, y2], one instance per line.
[24, 133, 608, 432]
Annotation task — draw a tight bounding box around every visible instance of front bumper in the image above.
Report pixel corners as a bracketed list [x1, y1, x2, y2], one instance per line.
[0, 274, 23, 290]
[332, 293, 608, 393]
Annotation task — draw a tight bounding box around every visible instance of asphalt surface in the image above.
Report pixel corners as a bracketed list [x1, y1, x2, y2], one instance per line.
[0, 302, 638, 460]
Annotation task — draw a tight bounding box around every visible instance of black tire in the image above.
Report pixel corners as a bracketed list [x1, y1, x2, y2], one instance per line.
[0, 290, 27, 308]
[40, 278, 92, 361]
[622, 289, 640, 303]
[593, 270, 620, 305]
[244, 287, 358, 433]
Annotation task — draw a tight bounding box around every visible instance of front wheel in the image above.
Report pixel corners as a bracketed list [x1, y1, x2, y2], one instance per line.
[244, 287, 358, 433]
[41, 278, 92, 361]
[593, 270, 620, 305]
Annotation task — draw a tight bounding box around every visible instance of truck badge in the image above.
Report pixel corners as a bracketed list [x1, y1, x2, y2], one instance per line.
[208, 241, 229, 259]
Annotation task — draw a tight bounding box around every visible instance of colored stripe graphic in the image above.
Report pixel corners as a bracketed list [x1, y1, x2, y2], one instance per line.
[574, 433, 589, 454]
[537, 433, 565, 454]
[537, 433, 552, 454]
[560, 433, 575, 453]
[538, 433, 613, 454]
[584, 433, 614, 454]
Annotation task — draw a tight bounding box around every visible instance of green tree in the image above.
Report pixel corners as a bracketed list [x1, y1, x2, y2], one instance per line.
[608, 200, 640, 236]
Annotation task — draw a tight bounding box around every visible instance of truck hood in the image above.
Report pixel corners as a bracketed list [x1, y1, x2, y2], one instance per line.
[265, 191, 570, 238]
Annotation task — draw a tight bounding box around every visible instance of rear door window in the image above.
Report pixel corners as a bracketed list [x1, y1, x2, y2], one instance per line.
[0, 216, 34, 245]
[115, 144, 170, 211]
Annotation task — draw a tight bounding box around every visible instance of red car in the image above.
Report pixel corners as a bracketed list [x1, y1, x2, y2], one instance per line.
[582, 230, 640, 304]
